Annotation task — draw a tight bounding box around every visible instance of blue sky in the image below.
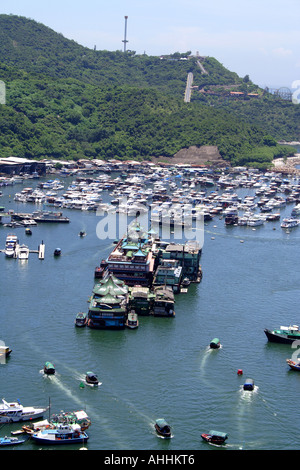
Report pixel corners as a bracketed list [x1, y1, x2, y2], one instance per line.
[2, 0, 300, 89]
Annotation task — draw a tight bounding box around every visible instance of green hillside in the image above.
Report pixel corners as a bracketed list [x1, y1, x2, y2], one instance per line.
[0, 14, 298, 168]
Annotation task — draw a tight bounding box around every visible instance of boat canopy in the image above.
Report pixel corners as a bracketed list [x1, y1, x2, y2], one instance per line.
[211, 338, 220, 344]
[86, 371, 97, 377]
[156, 418, 170, 428]
[208, 430, 228, 439]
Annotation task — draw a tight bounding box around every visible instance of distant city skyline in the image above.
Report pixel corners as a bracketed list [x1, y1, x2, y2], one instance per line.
[1, 0, 300, 90]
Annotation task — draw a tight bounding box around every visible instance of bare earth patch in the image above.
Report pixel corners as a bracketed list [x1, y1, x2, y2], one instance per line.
[151, 145, 227, 166]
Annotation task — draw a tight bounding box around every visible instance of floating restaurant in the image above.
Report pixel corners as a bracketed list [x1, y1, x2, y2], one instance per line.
[87, 274, 129, 329]
[89, 221, 202, 328]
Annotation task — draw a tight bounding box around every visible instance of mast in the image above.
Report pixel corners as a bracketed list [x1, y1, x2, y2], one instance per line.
[122, 16, 128, 52]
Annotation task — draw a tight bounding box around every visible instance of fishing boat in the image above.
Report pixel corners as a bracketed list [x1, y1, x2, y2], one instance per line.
[22, 410, 91, 435]
[0, 399, 47, 424]
[264, 325, 300, 344]
[154, 419, 172, 438]
[44, 362, 55, 375]
[0, 436, 26, 446]
[286, 359, 300, 371]
[201, 430, 228, 445]
[125, 310, 139, 329]
[50, 410, 91, 431]
[75, 312, 88, 327]
[31, 423, 89, 445]
[85, 371, 99, 386]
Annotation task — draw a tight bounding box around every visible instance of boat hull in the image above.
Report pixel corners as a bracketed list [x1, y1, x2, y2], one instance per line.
[286, 359, 300, 371]
[155, 424, 171, 438]
[0, 409, 46, 424]
[201, 433, 227, 445]
[264, 328, 300, 344]
[0, 437, 25, 446]
[32, 433, 88, 445]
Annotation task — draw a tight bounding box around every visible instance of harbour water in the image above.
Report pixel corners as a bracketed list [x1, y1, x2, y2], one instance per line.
[1, 172, 300, 451]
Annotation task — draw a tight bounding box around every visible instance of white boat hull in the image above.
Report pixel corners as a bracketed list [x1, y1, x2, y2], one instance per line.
[0, 409, 46, 423]
[0, 400, 46, 423]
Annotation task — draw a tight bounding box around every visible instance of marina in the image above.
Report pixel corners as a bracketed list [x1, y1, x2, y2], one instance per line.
[1, 161, 300, 450]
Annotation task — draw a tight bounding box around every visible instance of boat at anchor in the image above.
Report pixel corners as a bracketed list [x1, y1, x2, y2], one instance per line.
[0, 399, 47, 424]
[0, 436, 26, 446]
[31, 422, 89, 445]
[264, 325, 300, 344]
[5, 234, 19, 258]
[286, 359, 300, 371]
[75, 312, 88, 327]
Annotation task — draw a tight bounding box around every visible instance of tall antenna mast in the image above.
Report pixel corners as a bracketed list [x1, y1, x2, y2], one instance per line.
[122, 16, 128, 52]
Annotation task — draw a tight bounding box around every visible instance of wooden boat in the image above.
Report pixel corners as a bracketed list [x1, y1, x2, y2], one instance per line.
[0, 436, 25, 446]
[154, 419, 172, 438]
[201, 430, 228, 445]
[286, 359, 300, 371]
[85, 371, 99, 386]
[210, 338, 220, 349]
[243, 378, 255, 391]
[75, 312, 88, 327]
[125, 310, 139, 329]
[264, 326, 300, 344]
[44, 362, 55, 375]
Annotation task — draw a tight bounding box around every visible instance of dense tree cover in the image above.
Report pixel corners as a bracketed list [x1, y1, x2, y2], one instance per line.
[0, 14, 298, 168]
[194, 89, 300, 143]
[2, 74, 294, 165]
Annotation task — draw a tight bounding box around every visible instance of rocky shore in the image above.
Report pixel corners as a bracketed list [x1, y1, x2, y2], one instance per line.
[273, 154, 300, 174]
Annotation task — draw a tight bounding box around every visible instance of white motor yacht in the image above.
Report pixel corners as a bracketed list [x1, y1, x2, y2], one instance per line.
[0, 399, 47, 423]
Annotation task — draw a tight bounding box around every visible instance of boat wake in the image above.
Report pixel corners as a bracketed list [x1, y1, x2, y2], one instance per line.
[239, 384, 259, 399]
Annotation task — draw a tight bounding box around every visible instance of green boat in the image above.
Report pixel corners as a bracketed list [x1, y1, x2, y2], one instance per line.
[44, 362, 55, 375]
[210, 338, 220, 349]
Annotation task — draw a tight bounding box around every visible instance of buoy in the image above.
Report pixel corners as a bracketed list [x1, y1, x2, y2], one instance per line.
[237, 369, 243, 375]
[79, 382, 85, 388]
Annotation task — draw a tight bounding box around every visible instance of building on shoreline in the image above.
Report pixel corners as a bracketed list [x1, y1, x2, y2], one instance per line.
[0, 157, 46, 176]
